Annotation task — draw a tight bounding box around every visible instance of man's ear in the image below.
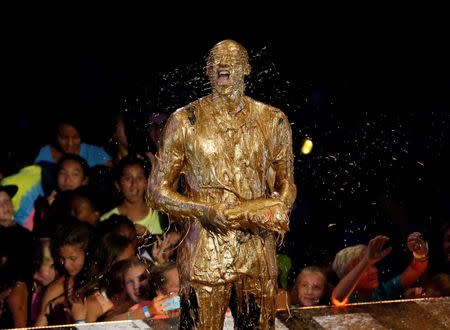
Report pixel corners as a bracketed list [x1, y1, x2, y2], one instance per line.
[206, 65, 213, 78]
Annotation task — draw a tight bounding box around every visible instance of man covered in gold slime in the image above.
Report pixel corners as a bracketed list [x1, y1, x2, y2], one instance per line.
[148, 40, 296, 329]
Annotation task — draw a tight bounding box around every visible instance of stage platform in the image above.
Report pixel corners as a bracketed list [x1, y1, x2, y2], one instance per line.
[277, 296, 450, 329]
[13, 297, 450, 329]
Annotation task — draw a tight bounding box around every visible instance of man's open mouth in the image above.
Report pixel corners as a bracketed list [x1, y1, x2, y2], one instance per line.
[217, 70, 230, 85]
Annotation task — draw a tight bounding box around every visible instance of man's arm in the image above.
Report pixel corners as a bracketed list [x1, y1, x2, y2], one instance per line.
[147, 110, 228, 234]
[224, 111, 297, 234]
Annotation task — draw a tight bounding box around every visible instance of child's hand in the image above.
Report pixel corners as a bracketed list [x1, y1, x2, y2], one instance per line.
[407, 232, 428, 259]
[367, 235, 392, 264]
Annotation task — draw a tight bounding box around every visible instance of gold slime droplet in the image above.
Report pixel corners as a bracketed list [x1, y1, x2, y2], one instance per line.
[301, 138, 313, 154]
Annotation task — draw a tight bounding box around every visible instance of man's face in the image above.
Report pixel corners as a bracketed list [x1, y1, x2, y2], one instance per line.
[207, 40, 250, 96]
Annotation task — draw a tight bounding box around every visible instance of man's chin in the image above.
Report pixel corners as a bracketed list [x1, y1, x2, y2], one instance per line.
[213, 84, 237, 95]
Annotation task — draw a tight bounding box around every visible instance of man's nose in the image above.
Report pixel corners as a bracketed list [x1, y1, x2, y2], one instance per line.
[218, 54, 231, 65]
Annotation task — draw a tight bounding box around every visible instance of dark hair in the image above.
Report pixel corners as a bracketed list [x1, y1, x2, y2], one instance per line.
[97, 257, 148, 321]
[94, 232, 135, 273]
[429, 221, 450, 276]
[103, 256, 151, 307]
[56, 222, 96, 293]
[70, 185, 101, 213]
[103, 259, 130, 299]
[51, 116, 84, 151]
[115, 154, 151, 180]
[57, 153, 90, 179]
[58, 222, 94, 252]
[98, 214, 138, 245]
[149, 261, 177, 297]
[424, 273, 450, 297]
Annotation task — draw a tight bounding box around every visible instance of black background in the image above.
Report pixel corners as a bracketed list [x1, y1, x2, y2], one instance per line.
[2, 9, 450, 276]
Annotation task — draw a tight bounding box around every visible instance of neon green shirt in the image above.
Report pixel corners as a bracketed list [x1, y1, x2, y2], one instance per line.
[100, 207, 164, 234]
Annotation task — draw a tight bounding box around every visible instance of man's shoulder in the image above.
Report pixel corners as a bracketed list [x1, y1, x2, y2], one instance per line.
[247, 97, 290, 124]
[247, 97, 286, 117]
[169, 97, 207, 124]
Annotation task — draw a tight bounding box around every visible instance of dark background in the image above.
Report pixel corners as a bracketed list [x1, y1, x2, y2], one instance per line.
[2, 11, 450, 278]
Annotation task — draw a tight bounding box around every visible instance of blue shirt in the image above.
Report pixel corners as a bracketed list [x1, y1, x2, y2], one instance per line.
[34, 143, 111, 167]
[349, 275, 404, 303]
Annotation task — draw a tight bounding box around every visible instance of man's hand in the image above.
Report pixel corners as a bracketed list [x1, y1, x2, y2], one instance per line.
[199, 204, 228, 235]
[224, 199, 289, 233]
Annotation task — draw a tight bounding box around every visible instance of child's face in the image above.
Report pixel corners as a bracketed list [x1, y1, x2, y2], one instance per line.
[33, 263, 57, 286]
[57, 159, 87, 191]
[296, 272, 326, 306]
[162, 268, 180, 295]
[125, 264, 149, 303]
[59, 244, 85, 276]
[356, 264, 379, 290]
[70, 195, 99, 226]
[0, 191, 14, 221]
[57, 123, 81, 154]
[118, 164, 147, 203]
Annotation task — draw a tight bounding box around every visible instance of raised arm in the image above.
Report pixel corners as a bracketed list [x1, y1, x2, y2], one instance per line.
[400, 232, 429, 289]
[332, 236, 392, 305]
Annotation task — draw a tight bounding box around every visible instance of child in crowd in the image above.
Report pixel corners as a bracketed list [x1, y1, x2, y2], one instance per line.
[100, 155, 166, 239]
[331, 232, 429, 305]
[34, 116, 111, 168]
[292, 266, 330, 307]
[276, 266, 330, 310]
[35, 223, 95, 326]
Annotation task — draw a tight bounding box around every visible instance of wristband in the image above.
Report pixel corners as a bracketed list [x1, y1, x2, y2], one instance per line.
[143, 305, 151, 318]
[127, 311, 132, 320]
[75, 320, 87, 324]
[413, 253, 429, 262]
